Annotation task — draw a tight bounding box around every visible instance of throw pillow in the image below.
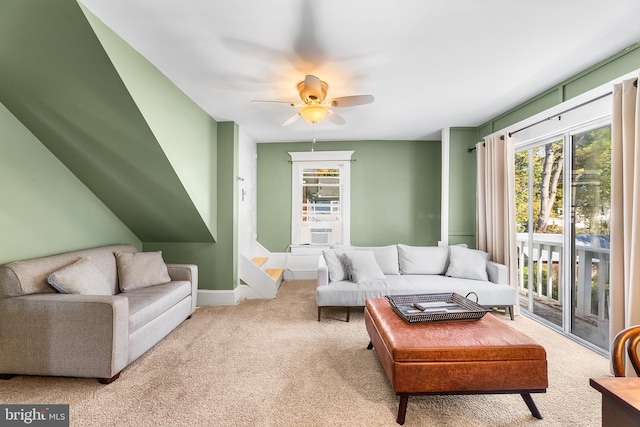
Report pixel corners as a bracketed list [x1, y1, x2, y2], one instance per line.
[47, 257, 113, 295]
[115, 251, 171, 292]
[323, 249, 350, 282]
[397, 244, 449, 275]
[354, 245, 400, 275]
[342, 251, 386, 283]
[445, 246, 489, 281]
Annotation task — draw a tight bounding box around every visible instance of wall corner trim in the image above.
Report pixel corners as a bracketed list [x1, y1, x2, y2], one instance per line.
[441, 127, 450, 246]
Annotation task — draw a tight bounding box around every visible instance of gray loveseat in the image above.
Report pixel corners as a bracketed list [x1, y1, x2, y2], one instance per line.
[0, 244, 197, 383]
[316, 244, 517, 321]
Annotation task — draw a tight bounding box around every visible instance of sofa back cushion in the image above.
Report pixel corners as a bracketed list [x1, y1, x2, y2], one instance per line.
[0, 244, 137, 297]
[397, 244, 449, 275]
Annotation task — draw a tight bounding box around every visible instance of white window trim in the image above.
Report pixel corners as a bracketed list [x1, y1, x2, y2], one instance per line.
[289, 151, 353, 246]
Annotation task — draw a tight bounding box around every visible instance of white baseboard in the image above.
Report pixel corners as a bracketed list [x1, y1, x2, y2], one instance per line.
[196, 289, 238, 306]
[197, 268, 317, 306]
[285, 269, 317, 280]
[196, 284, 282, 306]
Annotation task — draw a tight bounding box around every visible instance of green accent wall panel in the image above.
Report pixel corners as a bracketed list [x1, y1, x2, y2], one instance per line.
[256, 143, 294, 252]
[448, 128, 478, 247]
[0, 101, 140, 264]
[214, 122, 239, 289]
[143, 242, 216, 290]
[477, 123, 493, 139]
[480, 42, 640, 138]
[492, 88, 563, 133]
[564, 44, 640, 100]
[144, 122, 239, 291]
[257, 140, 441, 251]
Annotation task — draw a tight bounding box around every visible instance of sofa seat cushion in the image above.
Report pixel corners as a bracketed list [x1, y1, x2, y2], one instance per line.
[317, 275, 518, 308]
[126, 281, 191, 333]
[400, 275, 517, 307]
[316, 276, 415, 307]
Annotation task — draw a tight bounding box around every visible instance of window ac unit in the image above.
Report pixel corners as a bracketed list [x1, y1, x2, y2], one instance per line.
[309, 228, 333, 245]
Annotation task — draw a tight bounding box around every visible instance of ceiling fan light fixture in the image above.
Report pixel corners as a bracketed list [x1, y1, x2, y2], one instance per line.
[297, 78, 328, 104]
[299, 103, 329, 124]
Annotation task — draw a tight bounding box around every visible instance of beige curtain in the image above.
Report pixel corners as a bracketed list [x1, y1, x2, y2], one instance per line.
[476, 134, 519, 315]
[610, 76, 640, 376]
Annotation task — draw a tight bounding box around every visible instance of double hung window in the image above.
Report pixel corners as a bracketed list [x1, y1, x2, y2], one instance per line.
[289, 151, 352, 246]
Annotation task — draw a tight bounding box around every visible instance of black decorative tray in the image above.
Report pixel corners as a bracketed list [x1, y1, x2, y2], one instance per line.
[385, 292, 489, 324]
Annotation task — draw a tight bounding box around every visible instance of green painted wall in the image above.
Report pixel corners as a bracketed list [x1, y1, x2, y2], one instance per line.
[257, 140, 441, 251]
[145, 122, 238, 291]
[0, 101, 140, 264]
[256, 143, 294, 252]
[214, 122, 239, 289]
[0, 1, 225, 289]
[0, 0, 213, 243]
[83, 5, 218, 238]
[447, 128, 478, 247]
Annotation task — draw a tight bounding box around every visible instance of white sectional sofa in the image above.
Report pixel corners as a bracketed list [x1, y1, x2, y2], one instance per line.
[316, 244, 517, 321]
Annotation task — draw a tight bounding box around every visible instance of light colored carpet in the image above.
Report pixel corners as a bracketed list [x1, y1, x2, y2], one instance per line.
[0, 281, 610, 426]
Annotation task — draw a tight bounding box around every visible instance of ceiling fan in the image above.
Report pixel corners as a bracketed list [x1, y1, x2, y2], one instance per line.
[253, 75, 374, 126]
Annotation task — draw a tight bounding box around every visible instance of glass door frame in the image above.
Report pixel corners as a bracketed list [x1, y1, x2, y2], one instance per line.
[566, 118, 612, 350]
[517, 134, 566, 320]
[515, 117, 611, 353]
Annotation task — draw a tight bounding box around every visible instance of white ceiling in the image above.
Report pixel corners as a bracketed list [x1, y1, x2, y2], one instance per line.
[79, 0, 640, 143]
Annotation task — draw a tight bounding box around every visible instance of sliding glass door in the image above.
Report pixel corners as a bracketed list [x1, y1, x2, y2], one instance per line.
[516, 138, 564, 328]
[570, 125, 611, 350]
[515, 123, 611, 352]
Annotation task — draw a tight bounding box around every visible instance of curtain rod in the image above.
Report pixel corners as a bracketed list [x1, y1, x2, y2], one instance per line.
[509, 79, 637, 138]
[507, 91, 613, 138]
[467, 136, 503, 153]
[467, 78, 638, 153]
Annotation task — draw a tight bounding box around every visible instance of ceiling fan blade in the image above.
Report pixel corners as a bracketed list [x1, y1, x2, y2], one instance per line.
[281, 112, 301, 126]
[304, 75, 323, 98]
[251, 100, 296, 106]
[328, 94, 374, 108]
[326, 110, 345, 125]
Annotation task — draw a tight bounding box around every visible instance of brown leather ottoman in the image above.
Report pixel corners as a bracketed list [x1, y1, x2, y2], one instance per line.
[364, 297, 548, 424]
